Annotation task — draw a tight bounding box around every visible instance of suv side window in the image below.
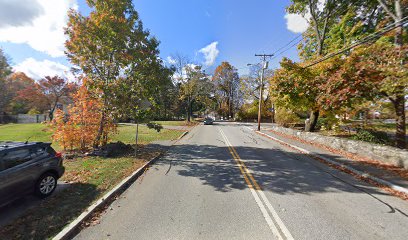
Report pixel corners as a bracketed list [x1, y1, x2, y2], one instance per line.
[31, 147, 45, 156]
[3, 149, 32, 170]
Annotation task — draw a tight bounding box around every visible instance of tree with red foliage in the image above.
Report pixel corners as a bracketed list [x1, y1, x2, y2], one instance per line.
[17, 75, 77, 120]
[317, 42, 407, 148]
[11, 72, 48, 114]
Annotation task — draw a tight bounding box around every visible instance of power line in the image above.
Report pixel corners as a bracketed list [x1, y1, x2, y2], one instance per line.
[269, 38, 303, 61]
[266, 0, 365, 63]
[271, 35, 302, 56]
[304, 16, 408, 68]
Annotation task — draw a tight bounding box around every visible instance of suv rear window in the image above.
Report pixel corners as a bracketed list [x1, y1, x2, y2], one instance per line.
[46, 147, 56, 155]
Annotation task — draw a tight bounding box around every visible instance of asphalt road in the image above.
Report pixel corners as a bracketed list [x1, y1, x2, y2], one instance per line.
[75, 122, 408, 240]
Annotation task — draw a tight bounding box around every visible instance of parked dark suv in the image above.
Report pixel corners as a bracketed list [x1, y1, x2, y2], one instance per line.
[0, 142, 65, 207]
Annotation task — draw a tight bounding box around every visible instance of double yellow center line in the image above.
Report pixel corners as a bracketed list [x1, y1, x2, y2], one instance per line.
[218, 127, 294, 240]
[223, 132, 261, 191]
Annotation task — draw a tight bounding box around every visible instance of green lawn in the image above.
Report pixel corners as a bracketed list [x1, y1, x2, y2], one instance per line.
[371, 122, 408, 132]
[112, 124, 184, 144]
[0, 123, 184, 150]
[0, 123, 52, 143]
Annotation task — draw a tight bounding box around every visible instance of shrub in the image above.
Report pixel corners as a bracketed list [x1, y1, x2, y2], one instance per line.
[317, 115, 339, 131]
[275, 108, 301, 127]
[352, 128, 390, 144]
[27, 108, 41, 115]
[146, 122, 163, 132]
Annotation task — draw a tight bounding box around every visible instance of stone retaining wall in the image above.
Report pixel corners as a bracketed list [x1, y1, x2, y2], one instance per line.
[267, 125, 408, 169]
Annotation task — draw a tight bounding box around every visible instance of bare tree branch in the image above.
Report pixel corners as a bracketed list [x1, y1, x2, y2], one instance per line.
[378, 0, 398, 21]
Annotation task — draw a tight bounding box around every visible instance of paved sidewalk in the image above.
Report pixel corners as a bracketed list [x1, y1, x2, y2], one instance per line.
[259, 127, 408, 190]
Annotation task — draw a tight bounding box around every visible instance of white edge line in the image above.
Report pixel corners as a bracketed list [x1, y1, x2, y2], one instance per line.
[252, 129, 408, 196]
[240, 127, 295, 239]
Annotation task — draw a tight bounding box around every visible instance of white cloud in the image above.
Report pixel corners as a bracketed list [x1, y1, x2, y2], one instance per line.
[172, 63, 199, 83]
[13, 58, 74, 81]
[199, 41, 219, 67]
[318, 0, 326, 12]
[0, 0, 78, 57]
[0, 0, 44, 28]
[166, 56, 177, 65]
[284, 13, 310, 33]
[284, 0, 325, 33]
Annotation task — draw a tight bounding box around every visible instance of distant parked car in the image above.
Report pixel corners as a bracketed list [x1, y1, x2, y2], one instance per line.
[204, 118, 214, 125]
[0, 142, 65, 207]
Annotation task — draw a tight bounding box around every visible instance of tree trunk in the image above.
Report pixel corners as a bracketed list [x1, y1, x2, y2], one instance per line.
[305, 110, 319, 132]
[94, 110, 106, 149]
[135, 119, 139, 157]
[231, 94, 234, 119]
[187, 97, 194, 122]
[187, 97, 191, 122]
[271, 103, 275, 123]
[394, 95, 406, 148]
[190, 100, 193, 121]
[49, 104, 57, 121]
[393, 4, 405, 148]
[49, 111, 54, 121]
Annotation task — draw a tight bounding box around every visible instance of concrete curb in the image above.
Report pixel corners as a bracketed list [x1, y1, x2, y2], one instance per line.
[53, 131, 190, 240]
[254, 130, 408, 196]
[52, 155, 161, 240]
[177, 131, 189, 140]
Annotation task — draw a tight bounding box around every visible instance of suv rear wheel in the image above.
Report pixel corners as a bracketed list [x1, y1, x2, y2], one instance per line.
[35, 173, 57, 198]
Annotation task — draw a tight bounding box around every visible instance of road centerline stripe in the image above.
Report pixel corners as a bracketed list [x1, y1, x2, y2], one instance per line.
[218, 127, 294, 240]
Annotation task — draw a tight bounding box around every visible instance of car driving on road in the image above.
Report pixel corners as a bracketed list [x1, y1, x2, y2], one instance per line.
[203, 118, 214, 125]
[0, 142, 65, 207]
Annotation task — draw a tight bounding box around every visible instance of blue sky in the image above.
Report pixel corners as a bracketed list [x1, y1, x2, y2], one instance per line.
[0, 0, 308, 80]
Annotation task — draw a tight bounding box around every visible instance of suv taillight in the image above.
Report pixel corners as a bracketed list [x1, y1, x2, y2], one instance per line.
[55, 152, 62, 158]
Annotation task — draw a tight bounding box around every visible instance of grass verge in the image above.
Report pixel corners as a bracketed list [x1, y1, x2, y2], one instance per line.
[0, 123, 185, 150]
[112, 124, 184, 144]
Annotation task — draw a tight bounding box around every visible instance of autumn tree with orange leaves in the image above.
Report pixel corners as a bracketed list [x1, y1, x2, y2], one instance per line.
[51, 79, 116, 151]
[65, 0, 164, 148]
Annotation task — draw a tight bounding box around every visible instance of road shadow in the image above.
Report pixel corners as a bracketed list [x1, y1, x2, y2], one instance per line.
[0, 181, 70, 228]
[0, 182, 100, 240]
[155, 142, 393, 198]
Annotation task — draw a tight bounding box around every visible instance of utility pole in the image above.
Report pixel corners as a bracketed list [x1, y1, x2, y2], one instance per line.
[255, 54, 273, 131]
[271, 102, 275, 123]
